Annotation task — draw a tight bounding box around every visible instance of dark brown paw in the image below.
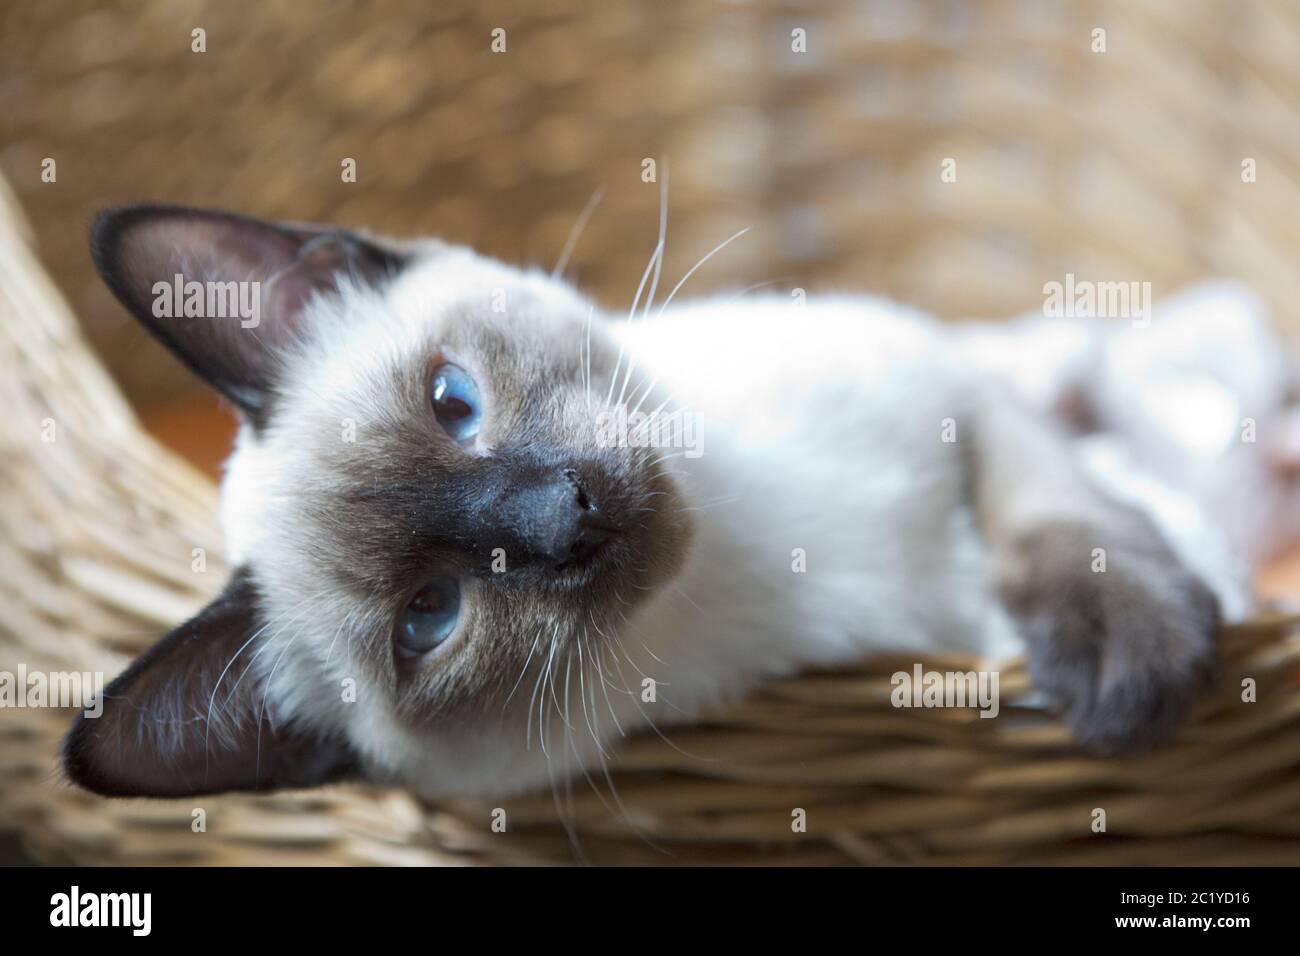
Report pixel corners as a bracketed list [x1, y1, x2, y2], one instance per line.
[1000, 521, 1220, 755]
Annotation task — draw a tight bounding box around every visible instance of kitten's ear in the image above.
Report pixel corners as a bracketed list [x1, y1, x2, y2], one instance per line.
[62, 570, 359, 797]
[90, 204, 408, 425]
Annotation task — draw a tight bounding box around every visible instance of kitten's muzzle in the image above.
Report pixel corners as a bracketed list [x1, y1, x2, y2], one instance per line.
[493, 463, 621, 571]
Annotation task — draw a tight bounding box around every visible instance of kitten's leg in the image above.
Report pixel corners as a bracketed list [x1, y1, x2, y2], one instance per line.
[968, 388, 1219, 754]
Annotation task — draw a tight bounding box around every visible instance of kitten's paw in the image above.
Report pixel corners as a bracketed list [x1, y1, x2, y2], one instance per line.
[1000, 521, 1220, 755]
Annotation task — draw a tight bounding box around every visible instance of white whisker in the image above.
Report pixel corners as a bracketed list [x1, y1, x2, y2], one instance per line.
[604, 241, 663, 409]
[727, 277, 795, 302]
[656, 226, 751, 318]
[551, 186, 605, 279]
[504, 624, 545, 709]
[614, 165, 670, 409]
[204, 591, 318, 775]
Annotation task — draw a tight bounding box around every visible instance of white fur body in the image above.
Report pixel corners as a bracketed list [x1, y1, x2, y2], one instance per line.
[609, 284, 1281, 726]
[607, 297, 1027, 717]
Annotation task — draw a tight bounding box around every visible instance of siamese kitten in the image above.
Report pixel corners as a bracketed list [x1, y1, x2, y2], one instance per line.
[68, 205, 1273, 800]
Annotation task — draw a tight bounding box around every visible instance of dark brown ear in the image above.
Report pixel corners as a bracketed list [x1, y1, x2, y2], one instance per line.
[90, 204, 408, 427]
[62, 570, 358, 798]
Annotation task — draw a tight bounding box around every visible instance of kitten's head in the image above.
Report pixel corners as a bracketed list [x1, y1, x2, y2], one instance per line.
[64, 205, 692, 798]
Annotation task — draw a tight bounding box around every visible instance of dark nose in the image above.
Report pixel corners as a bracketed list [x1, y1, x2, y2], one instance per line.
[508, 469, 618, 569]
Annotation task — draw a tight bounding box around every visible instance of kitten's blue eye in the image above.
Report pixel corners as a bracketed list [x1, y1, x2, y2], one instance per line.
[395, 577, 461, 658]
[431, 363, 481, 442]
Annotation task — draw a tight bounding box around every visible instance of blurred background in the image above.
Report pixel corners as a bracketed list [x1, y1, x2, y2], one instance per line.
[8, 0, 1300, 476]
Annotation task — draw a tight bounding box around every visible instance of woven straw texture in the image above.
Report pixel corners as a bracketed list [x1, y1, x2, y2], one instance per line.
[3, 0, 1300, 864]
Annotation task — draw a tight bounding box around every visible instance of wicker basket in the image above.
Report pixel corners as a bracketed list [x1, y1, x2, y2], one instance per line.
[3, 0, 1300, 865]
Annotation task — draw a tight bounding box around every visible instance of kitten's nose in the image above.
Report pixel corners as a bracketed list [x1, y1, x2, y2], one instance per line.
[511, 469, 618, 569]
